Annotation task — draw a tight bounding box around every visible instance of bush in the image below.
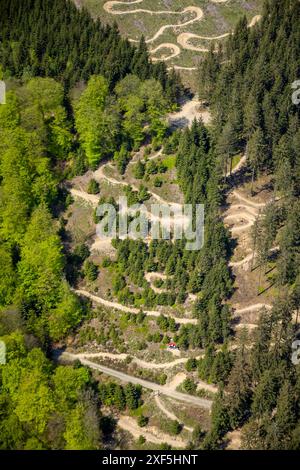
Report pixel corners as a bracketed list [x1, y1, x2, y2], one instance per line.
[166, 420, 182, 435]
[158, 373, 167, 385]
[154, 177, 163, 187]
[144, 146, 151, 157]
[160, 443, 172, 450]
[192, 424, 205, 445]
[102, 257, 111, 268]
[185, 358, 197, 372]
[114, 146, 130, 174]
[138, 435, 146, 445]
[87, 178, 100, 194]
[138, 414, 149, 427]
[133, 160, 145, 179]
[152, 331, 163, 343]
[83, 260, 98, 281]
[74, 243, 90, 262]
[183, 377, 197, 394]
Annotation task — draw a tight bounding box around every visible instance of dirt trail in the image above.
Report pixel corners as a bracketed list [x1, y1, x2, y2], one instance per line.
[154, 395, 193, 433]
[60, 351, 212, 409]
[234, 303, 272, 314]
[118, 415, 187, 448]
[104, 3, 204, 45]
[232, 190, 266, 208]
[177, 15, 262, 52]
[168, 65, 197, 71]
[151, 43, 181, 62]
[75, 288, 198, 325]
[144, 272, 168, 293]
[167, 372, 187, 390]
[73, 351, 201, 370]
[226, 154, 247, 177]
[168, 98, 211, 127]
[177, 31, 228, 53]
[197, 379, 218, 394]
[94, 161, 182, 207]
[70, 188, 99, 207]
[223, 152, 278, 331]
[226, 429, 242, 450]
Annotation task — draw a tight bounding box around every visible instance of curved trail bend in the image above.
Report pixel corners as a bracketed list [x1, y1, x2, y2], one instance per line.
[75, 288, 198, 325]
[60, 351, 212, 409]
[104, 2, 204, 46]
[177, 15, 261, 52]
[154, 395, 193, 432]
[72, 350, 204, 370]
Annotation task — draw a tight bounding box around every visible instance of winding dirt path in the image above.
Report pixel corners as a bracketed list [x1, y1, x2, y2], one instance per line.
[60, 351, 212, 409]
[232, 190, 266, 209]
[226, 154, 247, 177]
[234, 303, 272, 315]
[94, 161, 182, 207]
[72, 351, 202, 370]
[154, 395, 193, 433]
[177, 15, 262, 52]
[118, 415, 187, 448]
[104, 2, 204, 45]
[74, 1, 262, 65]
[150, 43, 181, 62]
[70, 188, 99, 206]
[75, 288, 198, 325]
[168, 97, 211, 127]
[144, 272, 168, 293]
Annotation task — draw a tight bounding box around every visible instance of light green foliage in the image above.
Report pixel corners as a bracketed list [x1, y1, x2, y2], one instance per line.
[64, 399, 101, 450]
[133, 159, 145, 179]
[116, 75, 168, 150]
[17, 205, 64, 310]
[2, 349, 55, 435]
[53, 366, 90, 408]
[83, 260, 98, 282]
[0, 245, 15, 306]
[0, 331, 27, 362]
[75, 75, 120, 167]
[0, 341, 100, 450]
[48, 283, 84, 341]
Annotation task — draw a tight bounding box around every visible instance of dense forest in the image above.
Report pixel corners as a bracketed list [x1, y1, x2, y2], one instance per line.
[0, 0, 300, 451]
[199, 0, 300, 450]
[0, 0, 182, 450]
[0, 0, 183, 99]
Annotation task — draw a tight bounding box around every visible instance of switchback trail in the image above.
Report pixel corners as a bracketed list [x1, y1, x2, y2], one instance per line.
[75, 288, 198, 325]
[101, 1, 261, 64]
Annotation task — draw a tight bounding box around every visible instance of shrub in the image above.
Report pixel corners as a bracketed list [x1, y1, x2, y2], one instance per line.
[185, 358, 197, 372]
[183, 377, 197, 394]
[138, 435, 146, 445]
[138, 414, 149, 427]
[74, 243, 90, 262]
[83, 260, 98, 281]
[87, 178, 100, 194]
[166, 420, 182, 435]
[133, 160, 145, 179]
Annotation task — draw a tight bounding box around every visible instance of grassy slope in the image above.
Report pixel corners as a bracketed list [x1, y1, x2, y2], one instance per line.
[75, 0, 264, 75]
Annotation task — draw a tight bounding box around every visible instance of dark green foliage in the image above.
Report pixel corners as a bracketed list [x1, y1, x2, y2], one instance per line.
[182, 378, 197, 394]
[133, 160, 145, 179]
[165, 420, 182, 435]
[0, 0, 183, 97]
[87, 179, 100, 195]
[137, 414, 148, 427]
